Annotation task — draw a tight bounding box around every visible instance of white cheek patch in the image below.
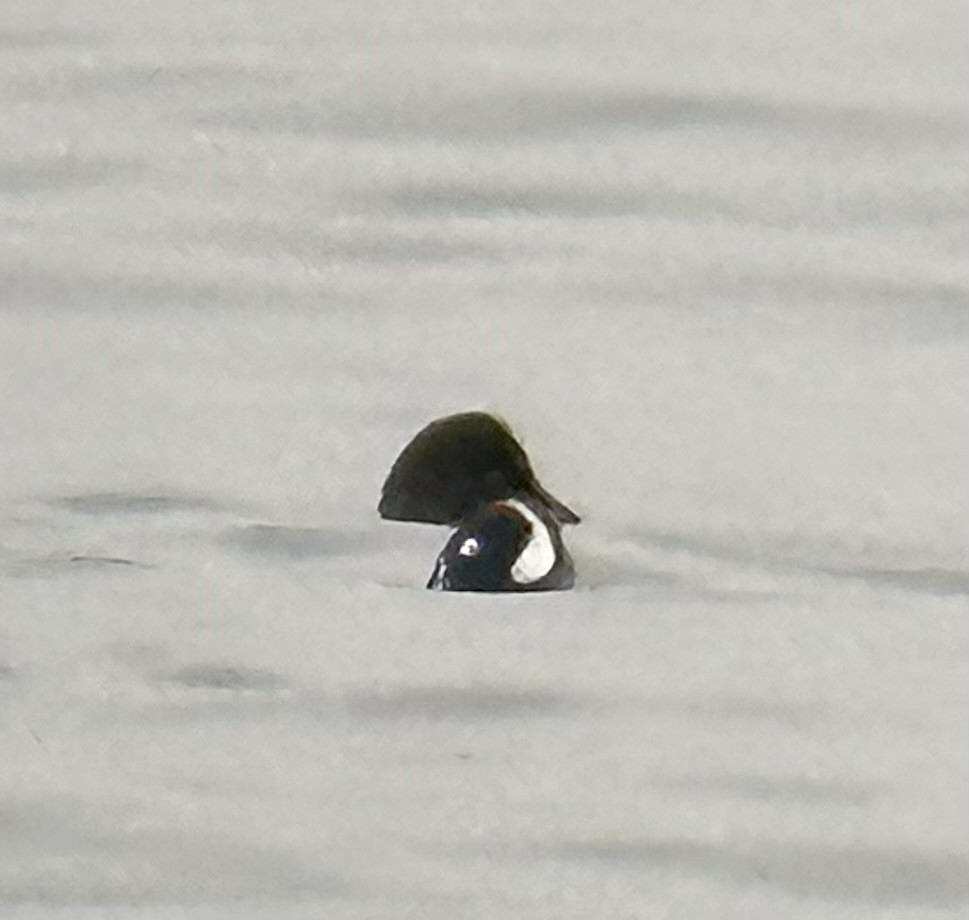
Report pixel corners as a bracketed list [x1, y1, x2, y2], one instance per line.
[458, 537, 480, 557]
[501, 499, 556, 585]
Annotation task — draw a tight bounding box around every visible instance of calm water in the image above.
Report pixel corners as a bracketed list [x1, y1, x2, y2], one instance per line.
[1, 2, 967, 917]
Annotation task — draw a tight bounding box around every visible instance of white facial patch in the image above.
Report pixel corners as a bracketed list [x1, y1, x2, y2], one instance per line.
[501, 498, 556, 585]
[458, 537, 480, 557]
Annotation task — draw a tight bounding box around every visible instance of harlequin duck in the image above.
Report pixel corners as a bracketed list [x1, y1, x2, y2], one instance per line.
[425, 494, 575, 592]
[378, 412, 579, 592]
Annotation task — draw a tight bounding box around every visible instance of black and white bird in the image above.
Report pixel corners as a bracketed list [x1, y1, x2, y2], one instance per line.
[378, 412, 579, 592]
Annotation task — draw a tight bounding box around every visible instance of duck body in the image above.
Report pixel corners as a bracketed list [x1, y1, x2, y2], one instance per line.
[378, 412, 579, 593]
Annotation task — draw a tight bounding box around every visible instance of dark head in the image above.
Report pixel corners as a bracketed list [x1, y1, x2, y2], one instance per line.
[427, 497, 573, 593]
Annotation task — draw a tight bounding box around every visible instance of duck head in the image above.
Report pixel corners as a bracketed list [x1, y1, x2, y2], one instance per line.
[427, 497, 574, 593]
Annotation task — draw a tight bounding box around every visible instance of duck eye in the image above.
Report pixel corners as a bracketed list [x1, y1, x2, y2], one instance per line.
[458, 537, 480, 557]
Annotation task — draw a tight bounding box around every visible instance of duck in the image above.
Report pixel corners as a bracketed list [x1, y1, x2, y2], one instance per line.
[378, 412, 579, 592]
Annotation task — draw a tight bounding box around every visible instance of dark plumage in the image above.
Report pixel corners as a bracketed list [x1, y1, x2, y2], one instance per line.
[378, 411, 579, 526]
[426, 496, 575, 593]
[378, 412, 580, 593]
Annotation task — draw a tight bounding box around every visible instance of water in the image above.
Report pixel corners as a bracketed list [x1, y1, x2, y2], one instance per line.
[1, 1, 967, 916]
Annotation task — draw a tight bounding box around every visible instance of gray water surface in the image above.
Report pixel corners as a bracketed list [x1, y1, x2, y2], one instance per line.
[1, 1, 967, 917]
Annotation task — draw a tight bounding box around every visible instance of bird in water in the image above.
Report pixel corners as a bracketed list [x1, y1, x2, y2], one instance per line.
[378, 412, 579, 592]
